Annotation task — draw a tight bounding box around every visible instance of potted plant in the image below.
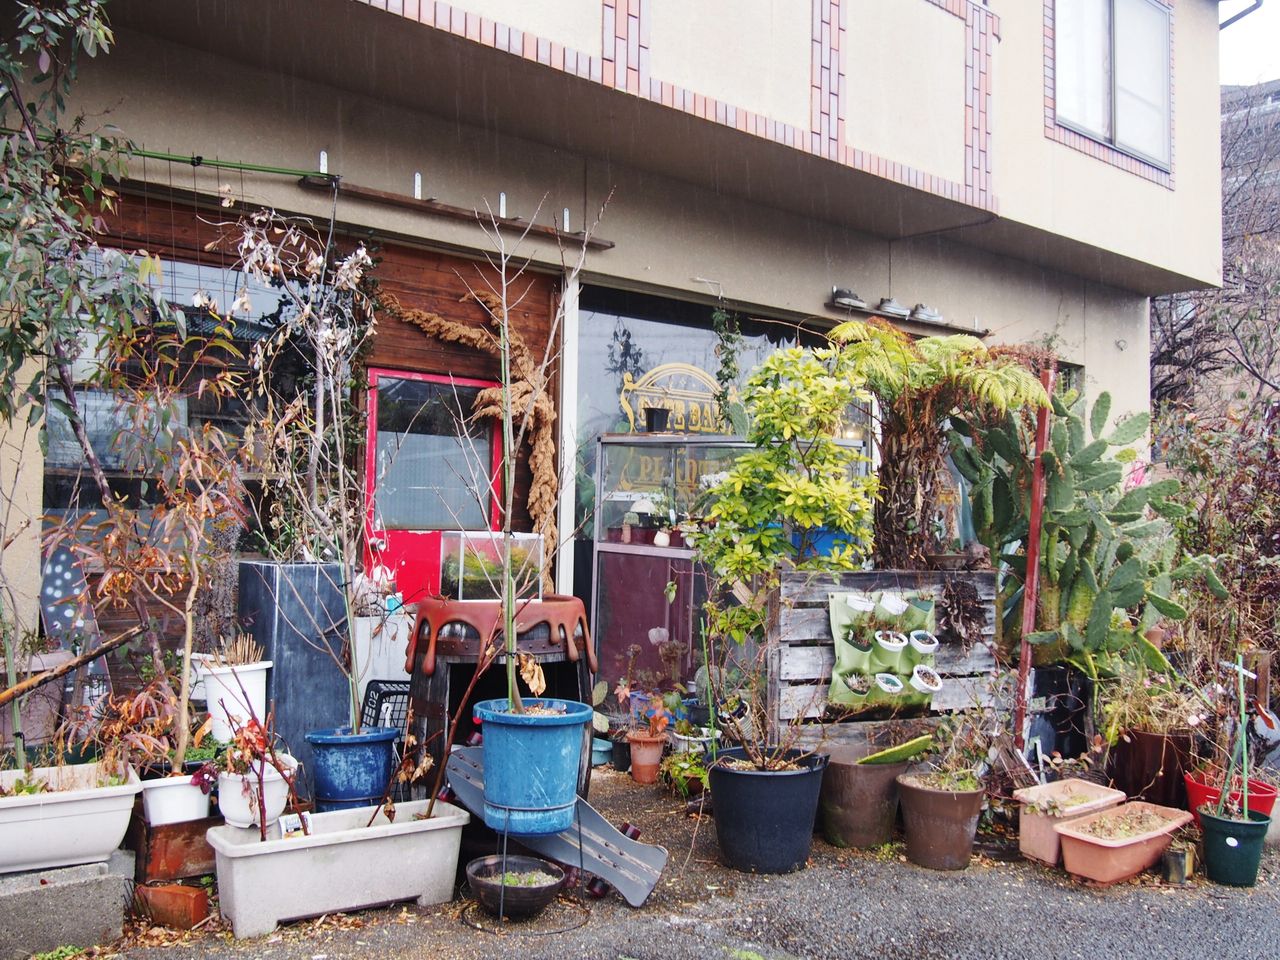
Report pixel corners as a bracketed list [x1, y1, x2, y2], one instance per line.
[693, 345, 879, 873]
[661, 750, 709, 799]
[1012, 778, 1125, 866]
[231, 212, 398, 812]
[626, 697, 670, 785]
[203, 634, 273, 746]
[465, 854, 565, 919]
[821, 735, 932, 849]
[211, 714, 300, 834]
[1196, 655, 1273, 887]
[1054, 801, 1192, 885]
[896, 711, 993, 870]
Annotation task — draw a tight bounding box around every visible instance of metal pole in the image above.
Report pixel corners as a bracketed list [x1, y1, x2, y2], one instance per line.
[1014, 365, 1057, 750]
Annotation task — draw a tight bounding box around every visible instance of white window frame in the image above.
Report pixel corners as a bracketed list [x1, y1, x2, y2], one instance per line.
[1055, 0, 1172, 172]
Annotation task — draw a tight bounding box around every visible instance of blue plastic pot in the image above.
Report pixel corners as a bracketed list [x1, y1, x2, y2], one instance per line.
[591, 737, 613, 766]
[304, 726, 398, 812]
[473, 698, 591, 836]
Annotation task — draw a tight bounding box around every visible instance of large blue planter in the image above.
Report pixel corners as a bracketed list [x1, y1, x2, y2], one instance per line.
[472, 698, 591, 836]
[304, 726, 399, 812]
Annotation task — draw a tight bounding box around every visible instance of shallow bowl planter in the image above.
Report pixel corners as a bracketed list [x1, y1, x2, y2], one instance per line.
[1012, 778, 1125, 866]
[208, 797, 469, 938]
[305, 726, 398, 812]
[0, 762, 142, 874]
[203, 660, 273, 744]
[217, 755, 297, 829]
[466, 854, 565, 918]
[709, 748, 829, 874]
[1200, 808, 1271, 887]
[140, 773, 212, 826]
[1054, 801, 1192, 885]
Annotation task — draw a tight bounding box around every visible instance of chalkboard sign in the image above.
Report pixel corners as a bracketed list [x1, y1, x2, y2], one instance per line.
[237, 560, 351, 798]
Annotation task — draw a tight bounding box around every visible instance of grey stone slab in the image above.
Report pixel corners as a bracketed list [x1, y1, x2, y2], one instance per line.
[0, 859, 132, 960]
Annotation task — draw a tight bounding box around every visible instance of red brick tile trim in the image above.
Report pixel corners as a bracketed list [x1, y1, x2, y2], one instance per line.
[349, 0, 997, 213]
[811, 0, 846, 161]
[964, 5, 996, 211]
[1042, 0, 1175, 189]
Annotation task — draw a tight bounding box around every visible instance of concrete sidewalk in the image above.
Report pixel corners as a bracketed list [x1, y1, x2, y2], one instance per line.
[114, 769, 1280, 960]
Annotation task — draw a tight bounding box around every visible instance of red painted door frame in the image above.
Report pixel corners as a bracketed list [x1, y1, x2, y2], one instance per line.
[364, 367, 502, 604]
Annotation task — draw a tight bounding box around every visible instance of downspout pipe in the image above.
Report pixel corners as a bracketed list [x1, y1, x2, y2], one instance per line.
[1220, 0, 1264, 30]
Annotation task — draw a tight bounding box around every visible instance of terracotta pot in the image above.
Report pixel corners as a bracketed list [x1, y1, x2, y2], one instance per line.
[627, 732, 666, 784]
[1054, 801, 1192, 885]
[820, 750, 908, 848]
[897, 774, 985, 870]
[1107, 729, 1192, 809]
[1012, 777, 1125, 866]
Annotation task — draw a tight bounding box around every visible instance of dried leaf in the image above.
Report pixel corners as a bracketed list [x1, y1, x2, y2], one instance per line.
[518, 652, 546, 697]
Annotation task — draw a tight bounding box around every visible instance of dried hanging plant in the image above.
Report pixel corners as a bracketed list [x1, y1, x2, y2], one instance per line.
[937, 578, 987, 653]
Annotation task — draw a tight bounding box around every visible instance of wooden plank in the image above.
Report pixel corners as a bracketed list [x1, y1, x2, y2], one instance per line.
[778, 674, 999, 721]
[778, 642, 996, 682]
[778, 569, 996, 605]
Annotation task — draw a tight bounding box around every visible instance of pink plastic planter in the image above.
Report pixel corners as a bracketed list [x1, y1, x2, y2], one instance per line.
[1054, 801, 1192, 885]
[1013, 778, 1126, 866]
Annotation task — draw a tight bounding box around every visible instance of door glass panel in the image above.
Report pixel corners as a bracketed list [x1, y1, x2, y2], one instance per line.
[373, 377, 492, 530]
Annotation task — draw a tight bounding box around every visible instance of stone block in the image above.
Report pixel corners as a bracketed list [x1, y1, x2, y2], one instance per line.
[0, 859, 131, 960]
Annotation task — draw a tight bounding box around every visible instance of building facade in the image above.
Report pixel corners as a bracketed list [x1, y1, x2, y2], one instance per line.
[3, 0, 1223, 637]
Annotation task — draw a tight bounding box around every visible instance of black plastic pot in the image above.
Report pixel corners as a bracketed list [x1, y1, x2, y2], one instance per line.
[612, 737, 632, 773]
[644, 407, 671, 432]
[820, 749, 908, 848]
[897, 773, 985, 870]
[1200, 809, 1271, 887]
[708, 747, 828, 874]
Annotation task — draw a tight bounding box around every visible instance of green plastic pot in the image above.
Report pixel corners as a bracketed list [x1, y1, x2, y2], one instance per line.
[1200, 808, 1271, 887]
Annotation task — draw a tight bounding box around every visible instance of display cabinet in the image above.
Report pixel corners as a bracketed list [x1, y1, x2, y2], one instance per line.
[590, 434, 748, 692]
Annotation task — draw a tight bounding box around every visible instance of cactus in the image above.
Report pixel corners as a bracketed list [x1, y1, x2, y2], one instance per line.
[951, 390, 1224, 678]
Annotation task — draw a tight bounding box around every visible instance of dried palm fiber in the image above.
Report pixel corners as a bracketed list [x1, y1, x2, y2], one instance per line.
[381, 293, 558, 592]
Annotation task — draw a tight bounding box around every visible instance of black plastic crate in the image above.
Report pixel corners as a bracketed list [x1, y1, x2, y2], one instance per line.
[361, 680, 411, 733]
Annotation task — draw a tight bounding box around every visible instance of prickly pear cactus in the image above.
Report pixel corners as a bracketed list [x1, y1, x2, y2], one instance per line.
[951, 390, 1224, 678]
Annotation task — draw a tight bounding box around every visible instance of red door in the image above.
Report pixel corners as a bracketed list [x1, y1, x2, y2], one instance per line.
[364, 369, 501, 604]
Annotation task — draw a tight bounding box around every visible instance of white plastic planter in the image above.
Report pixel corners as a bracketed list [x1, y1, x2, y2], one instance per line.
[0, 762, 141, 874]
[203, 660, 272, 743]
[845, 592, 876, 613]
[908, 630, 939, 656]
[188, 652, 215, 702]
[877, 593, 911, 617]
[874, 673, 904, 695]
[672, 727, 721, 754]
[141, 774, 211, 826]
[217, 755, 297, 829]
[208, 798, 469, 938]
[909, 664, 944, 694]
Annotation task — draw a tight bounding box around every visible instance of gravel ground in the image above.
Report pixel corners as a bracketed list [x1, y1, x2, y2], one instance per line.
[113, 768, 1280, 960]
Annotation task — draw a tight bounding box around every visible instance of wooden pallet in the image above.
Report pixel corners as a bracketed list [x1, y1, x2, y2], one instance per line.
[765, 570, 1004, 750]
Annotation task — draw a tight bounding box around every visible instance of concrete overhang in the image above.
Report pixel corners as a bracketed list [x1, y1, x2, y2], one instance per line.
[109, 0, 1212, 297]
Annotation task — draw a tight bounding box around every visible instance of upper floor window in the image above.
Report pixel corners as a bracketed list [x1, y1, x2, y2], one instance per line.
[1055, 0, 1171, 169]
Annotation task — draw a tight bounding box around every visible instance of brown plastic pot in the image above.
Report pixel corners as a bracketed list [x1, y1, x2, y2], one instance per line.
[1106, 729, 1192, 809]
[897, 773, 985, 870]
[820, 749, 908, 848]
[627, 732, 666, 784]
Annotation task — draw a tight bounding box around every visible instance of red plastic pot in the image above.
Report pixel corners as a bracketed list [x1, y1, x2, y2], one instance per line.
[1184, 771, 1278, 828]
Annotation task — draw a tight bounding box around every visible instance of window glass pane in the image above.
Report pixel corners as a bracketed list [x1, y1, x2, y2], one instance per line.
[1056, 0, 1112, 140]
[373, 378, 491, 530]
[1115, 0, 1170, 165]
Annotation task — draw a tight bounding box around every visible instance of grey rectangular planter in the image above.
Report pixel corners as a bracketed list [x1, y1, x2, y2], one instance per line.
[207, 799, 469, 938]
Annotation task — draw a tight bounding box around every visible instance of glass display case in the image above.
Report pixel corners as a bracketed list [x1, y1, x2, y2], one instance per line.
[591, 435, 749, 693]
[439, 531, 544, 601]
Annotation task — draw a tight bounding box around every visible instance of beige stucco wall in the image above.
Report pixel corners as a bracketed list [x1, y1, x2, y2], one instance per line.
[843, 0, 967, 185]
[992, 0, 1222, 287]
[451, 0, 602, 57]
[648, 0, 812, 133]
[68, 26, 1145, 414]
[0, 392, 44, 641]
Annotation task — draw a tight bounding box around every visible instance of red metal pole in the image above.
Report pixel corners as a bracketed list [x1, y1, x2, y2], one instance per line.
[1013, 365, 1056, 751]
